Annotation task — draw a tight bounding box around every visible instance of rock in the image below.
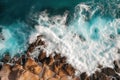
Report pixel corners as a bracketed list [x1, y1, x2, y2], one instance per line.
[0, 63, 2, 70]
[60, 56, 66, 63]
[36, 35, 45, 46]
[43, 54, 54, 66]
[94, 70, 109, 80]
[0, 64, 11, 80]
[80, 72, 88, 80]
[97, 63, 103, 69]
[16, 55, 27, 66]
[48, 77, 58, 80]
[58, 68, 67, 78]
[42, 66, 55, 80]
[24, 58, 42, 75]
[38, 50, 46, 63]
[18, 70, 40, 80]
[54, 54, 61, 61]
[9, 69, 19, 80]
[27, 43, 35, 53]
[12, 64, 23, 71]
[61, 76, 69, 80]
[62, 64, 75, 76]
[115, 75, 120, 80]
[8, 64, 25, 80]
[21, 55, 27, 66]
[54, 74, 61, 79]
[113, 60, 120, 73]
[101, 67, 116, 76]
[52, 61, 63, 73]
[117, 48, 120, 54]
[2, 54, 10, 63]
[89, 73, 98, 80]
[73, 77, 80, 80]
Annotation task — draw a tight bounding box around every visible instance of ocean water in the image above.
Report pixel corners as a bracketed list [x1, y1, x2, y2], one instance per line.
[0, 0, 120, 75]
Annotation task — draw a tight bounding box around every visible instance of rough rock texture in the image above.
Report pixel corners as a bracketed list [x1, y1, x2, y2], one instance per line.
[0, 35, 120, 80]
[0, 53, 77, 80]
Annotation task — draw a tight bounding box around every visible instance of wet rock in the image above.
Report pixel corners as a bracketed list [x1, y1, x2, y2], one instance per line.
[54, 53, 61, 61]
[60, 56, 66, 63]
[93, 70, 110, 80]
[90, 73, 99, 80]
[52, 61, 63, 73]
[79, 35, 86, 41]
[2, 54, 10, 63]
[62, 63, 75, 76]
[27, 35, 46, 54]
[97, 64, 103, 69]
[38, 50, 46, 63]
[0, 63, 2, 70]
[101, 67, 116, 76]
[44, 55, 54, 66]
[110, 34, 115, 39]
[115, 75, 120, 80]
[36, 35, 45, 46]
[113, 60, 120, 73]
[80, 72, 88, 80]
[21, 55, 27, 66]
[27, 43, 35, 53]
[117, 48, 120, 54]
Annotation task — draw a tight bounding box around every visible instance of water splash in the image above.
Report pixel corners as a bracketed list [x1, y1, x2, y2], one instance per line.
[0, 0, 120, 75]
[29, 2, 120, 75]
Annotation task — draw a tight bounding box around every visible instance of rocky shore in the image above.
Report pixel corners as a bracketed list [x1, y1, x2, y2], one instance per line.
[0, 35, 120, 80]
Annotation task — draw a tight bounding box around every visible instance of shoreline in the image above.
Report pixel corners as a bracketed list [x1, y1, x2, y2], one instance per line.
[0, 35, 120, 80]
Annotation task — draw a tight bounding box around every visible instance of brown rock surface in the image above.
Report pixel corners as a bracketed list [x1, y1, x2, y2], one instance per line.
[38, 50, 47, 62]
[24, 58, 42, 75]
[61, 76, 69, 80]
[42, 66, 55, 80]
[48, 77, 58, 80]
[0, 64, 11, 80]
[18, 70, 39, 80]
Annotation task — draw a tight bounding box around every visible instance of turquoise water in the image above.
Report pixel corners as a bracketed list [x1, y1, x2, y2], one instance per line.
[0, 0, 87, 58]
[0, 22, 33, 58]
[0, 0, 120, 59]
[0, 0, 120, 73]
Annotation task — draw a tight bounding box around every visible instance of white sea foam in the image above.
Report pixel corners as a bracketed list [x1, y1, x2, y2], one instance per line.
[29, 3, 120, 75]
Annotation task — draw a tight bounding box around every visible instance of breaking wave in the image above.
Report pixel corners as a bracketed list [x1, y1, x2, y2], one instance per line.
[29, 1, 120, 74]
[0, 0, 120, 75]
